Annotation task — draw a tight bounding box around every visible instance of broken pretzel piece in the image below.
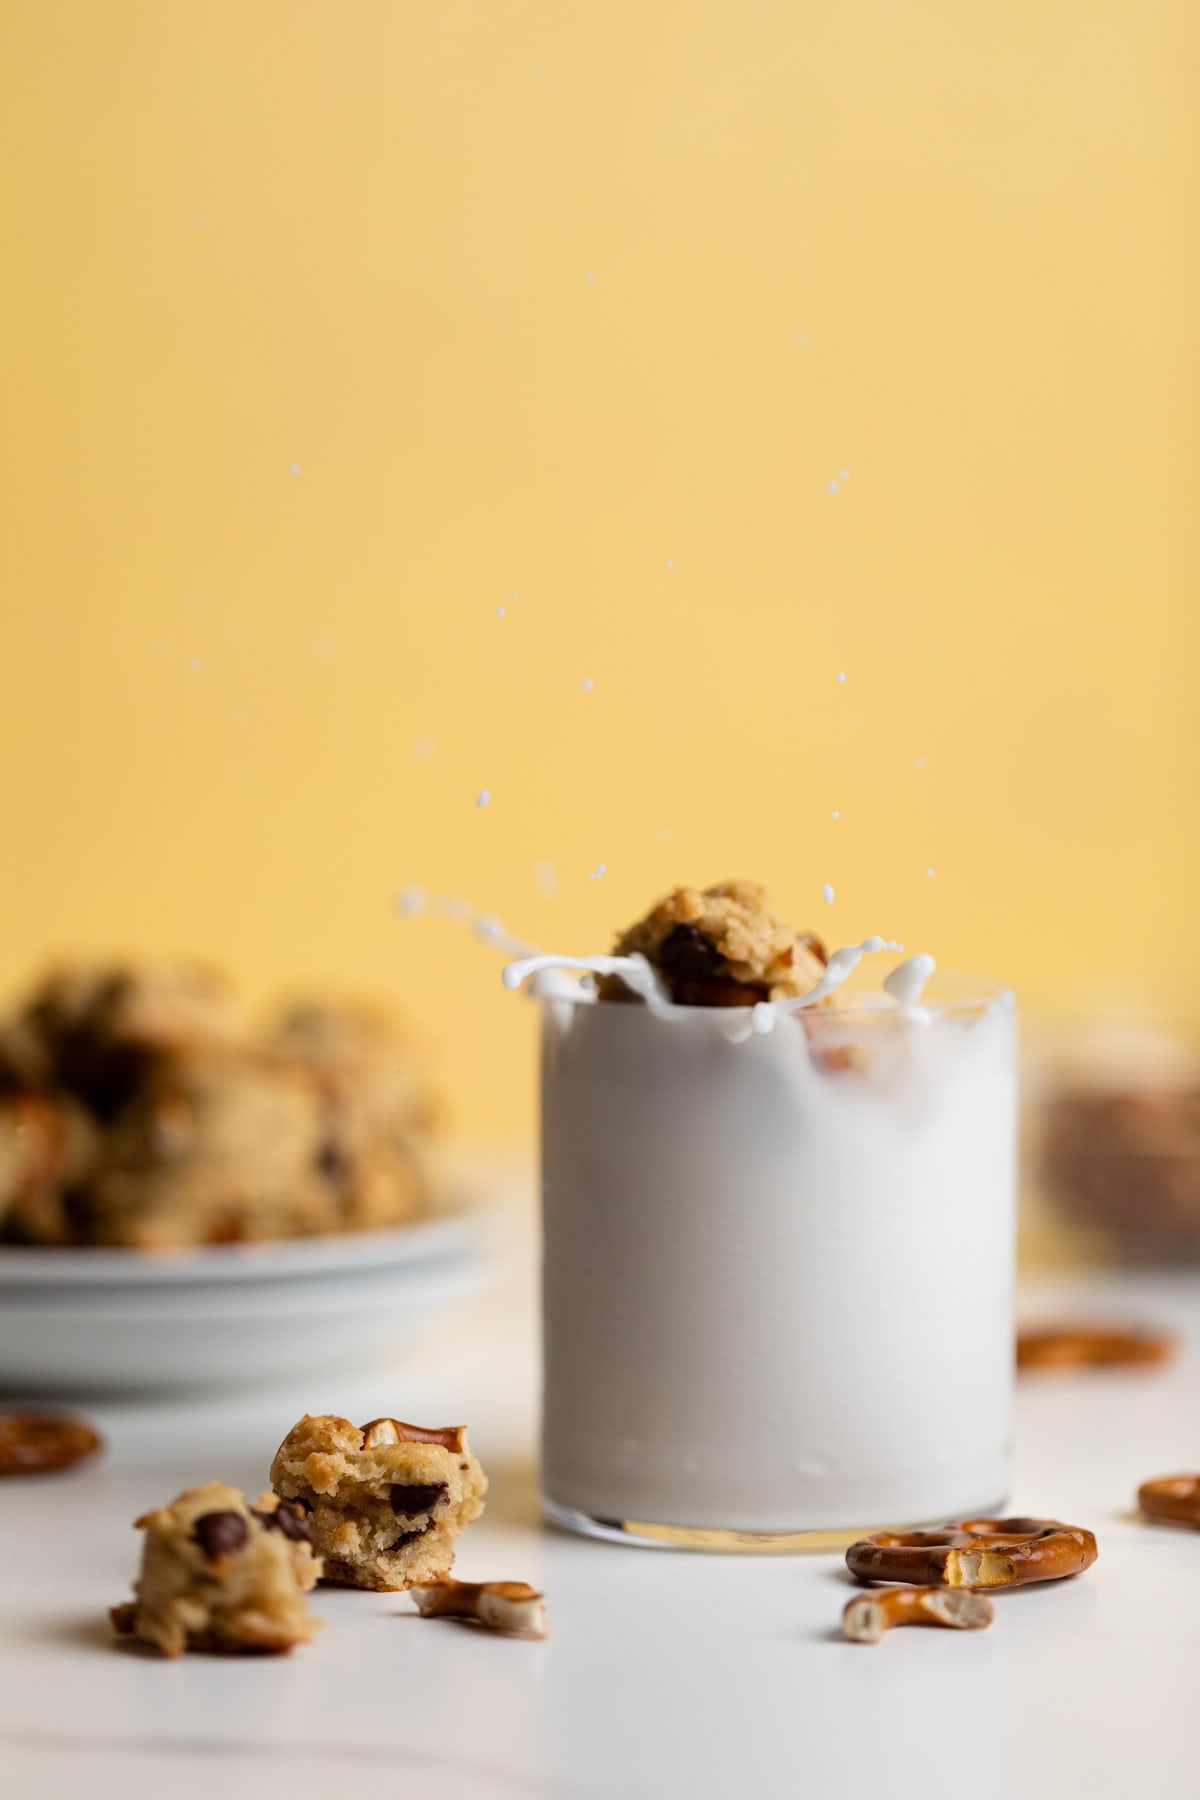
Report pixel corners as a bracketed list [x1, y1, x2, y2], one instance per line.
[842, 1586, 994, 1644]
[412, 1576, 548, 1638]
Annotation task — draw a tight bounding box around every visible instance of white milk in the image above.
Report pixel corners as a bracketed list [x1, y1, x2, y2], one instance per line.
[532, 980, 1016, 1539]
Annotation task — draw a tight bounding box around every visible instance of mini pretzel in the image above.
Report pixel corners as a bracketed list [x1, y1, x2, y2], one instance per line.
[1137, 1475, 1200, 1528]
[1017, 1325, 1173, 1371]
[842, 1586, 994, 1644]
[359, 1418, 465, 1454]
[0, 1411, 102, 1477]
[412, 1577, 548, 1638]
[846, 1517, 1098, 1589]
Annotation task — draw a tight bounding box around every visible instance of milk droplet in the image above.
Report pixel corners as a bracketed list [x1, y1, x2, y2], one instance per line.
[396, 886, 427, 917]
[582, 677, 594, 691]
[828, 480, 840, 496]
[188, 657, 204, 672]
[288, 463, 301, 474]
[926, 867, 936, 877]
[839, 468, 851, 480]
[667, 559, 675, 569]
[836, 672, 846, 683]
[832, 810, 840, 820]
[822, 884, 835, 904]
[497, 605, 506, 617]
[587, 271, 595, 284]
[476, 789, 491, 808]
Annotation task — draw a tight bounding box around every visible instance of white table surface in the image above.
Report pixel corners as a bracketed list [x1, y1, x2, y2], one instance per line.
[2, 1183, 1199, 1800]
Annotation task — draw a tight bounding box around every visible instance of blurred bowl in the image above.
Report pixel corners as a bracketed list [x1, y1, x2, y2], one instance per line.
[0, 1177, 501, 1394]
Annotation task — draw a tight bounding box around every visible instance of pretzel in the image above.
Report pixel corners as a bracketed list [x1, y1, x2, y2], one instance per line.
[359, 1418, 465, 1454]
[411, 1577, 548, 1638]
[1017, 1325, 1174, 1372]
[1137, 1475, 1200, 1528]
[0, 1411, 102, 1477]
[846, 1517, 1098, 1589]
[842, 1586, 994, 1643]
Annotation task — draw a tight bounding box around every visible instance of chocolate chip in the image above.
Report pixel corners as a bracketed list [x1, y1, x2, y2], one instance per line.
[192, 1510, 248, 1559]
[390, 1481, 447, 1518]
[655, 924, 724, 981]
[252, 1501, 314, 1545]
[316, 1139, 353, 1191]
[388, 1524, 433, 1551]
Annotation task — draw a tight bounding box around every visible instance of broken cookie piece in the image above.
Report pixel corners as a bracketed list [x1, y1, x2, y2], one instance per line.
[269, 1414, 488, 1591]
[601, 881, 828, 1007]
[412, 1576, 548, 1638]
[111, 1481, 322, 1657]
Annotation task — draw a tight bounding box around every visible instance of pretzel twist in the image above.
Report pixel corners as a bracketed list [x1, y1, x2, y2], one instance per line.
[842, 1586, 994, 1643]
[846, 1517, 1098, 1590]
[1137, 1475, 1200, 1528]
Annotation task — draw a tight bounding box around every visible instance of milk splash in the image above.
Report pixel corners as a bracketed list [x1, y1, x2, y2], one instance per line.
[502, 937, 938, 1037]
[397, 887, 938, 1032]
[395, 886, 540, 960]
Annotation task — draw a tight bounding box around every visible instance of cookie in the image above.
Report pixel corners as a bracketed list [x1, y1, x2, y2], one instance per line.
[0, 1410, 102, 1476]
[0, 1091, 99, 1245]
[78, 1049, 336, 1247]
[110, 1481, 322, 1657]
[603, 880, 828, 1005]
[270, 1414, 488, 1591]
[263, 1000, 435, 1229]
[16, 962, 235, 1120]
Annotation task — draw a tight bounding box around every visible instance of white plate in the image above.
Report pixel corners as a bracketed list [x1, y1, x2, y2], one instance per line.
[0, 1172, 505, 1394]
[0, 1210, 478, 1287]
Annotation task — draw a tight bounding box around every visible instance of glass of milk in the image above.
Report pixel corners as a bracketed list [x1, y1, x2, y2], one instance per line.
[536, 976, 1017, 1548]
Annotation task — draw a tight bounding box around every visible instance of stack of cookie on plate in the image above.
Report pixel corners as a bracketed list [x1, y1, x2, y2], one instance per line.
[0, 964, 438, 1248]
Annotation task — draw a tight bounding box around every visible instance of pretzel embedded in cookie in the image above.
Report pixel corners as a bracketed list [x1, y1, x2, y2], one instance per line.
[842, 1586, 994, 1643]
[846, 1518, 1098, 1589]
[1137, 1475, 1200, 1528]
[1017, 1325, 1174, 1372]
[412, 1577, 548, 1638]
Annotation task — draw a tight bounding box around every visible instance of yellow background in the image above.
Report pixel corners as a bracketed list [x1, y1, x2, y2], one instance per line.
[3, 2, 1198, 1141]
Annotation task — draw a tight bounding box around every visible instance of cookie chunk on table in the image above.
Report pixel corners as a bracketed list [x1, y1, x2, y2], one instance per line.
[111, 1481, 321, 1657]
[603, 880, 828, 1007]
[270, 1414, 488, 1591]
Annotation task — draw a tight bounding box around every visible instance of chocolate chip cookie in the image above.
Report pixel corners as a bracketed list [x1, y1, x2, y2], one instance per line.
[111, 1481, 322, 1656]
[270, 1414, 488, 1591]
[263, 1000, 435, 1229]
[603, 880, 828, 1006]
[78, 1048, 337, 1247]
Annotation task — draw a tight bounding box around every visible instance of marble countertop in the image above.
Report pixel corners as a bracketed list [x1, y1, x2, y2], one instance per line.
[2, 1191, 1197, 1800]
